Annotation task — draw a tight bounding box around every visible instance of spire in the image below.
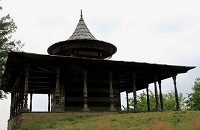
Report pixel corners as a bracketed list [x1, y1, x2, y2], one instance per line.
[68, 10, 96, 40]
[81, 9, 83, 19]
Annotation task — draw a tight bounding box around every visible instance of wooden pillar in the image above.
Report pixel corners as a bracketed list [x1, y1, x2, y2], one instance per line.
[20, 82, 24, 111]
[13, 86, 17, 116]
[10, 91, 14, 118]
[17, 80, 21, 113]
[12, 87, 15, 116]
[126, 91, 129, 112]
[133, 73, 138, 112]
[16, 84, 20, 114]
[16, 86, 18, 115]
[16, 86, 19, 115]
[158, 80, 164, 111]
[146, 85, 150, 112]
[17, 82, 20, 114]
[109, 72, 116, 111]
[12, 87, 15, 117]
[172, 75, 180, 110]
[48, 93, 51, 112]
[30, 93, 33, 112]
[82, 70, 90, 111]
[18, 83, 22, 112]
[55, 68, 60, 111]
[117, 79, 122, 111]
[154, 75, 159, 111]
[22, 65, 29, 112]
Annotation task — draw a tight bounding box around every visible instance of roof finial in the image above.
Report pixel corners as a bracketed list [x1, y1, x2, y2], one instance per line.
[81, 9, 83, 18]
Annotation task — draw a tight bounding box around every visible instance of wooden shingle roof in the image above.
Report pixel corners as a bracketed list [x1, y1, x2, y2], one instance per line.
[68, 10, 96, 40]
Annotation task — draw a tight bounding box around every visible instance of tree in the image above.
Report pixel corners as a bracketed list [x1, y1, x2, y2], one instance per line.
[186, 78, 200, 110]
[126, 90, 185, 112]
[0, 7, 23, 99]
[126, 90, 156, 112]
[163, 91, 186, 111]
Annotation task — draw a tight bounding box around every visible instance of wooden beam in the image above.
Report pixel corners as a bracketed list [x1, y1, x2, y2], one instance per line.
[154, 75, 159, 111]
[126, 91, 129, 112]
[158, 80, 164, 111]
[48, 93, 51, 112]
[82, 70, 90, 112]
[21, 64, 29, 112]
[119, 72, 130, 79]
[133, 73, 138, 112]
[55, 68, 60, 110]
[109, 71, 116, 111]
[172, 75, 180, 111]
[30, 93, 33, 112]
[146, 85, 150, 112]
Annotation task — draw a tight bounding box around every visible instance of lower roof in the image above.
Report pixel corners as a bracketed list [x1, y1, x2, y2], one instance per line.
[1, 51, 195, 93]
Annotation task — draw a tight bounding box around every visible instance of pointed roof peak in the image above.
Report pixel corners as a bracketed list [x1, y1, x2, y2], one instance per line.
[48, 11, 117, 58]
[68, 11, 96, 40]
[81, 9, 83, 19]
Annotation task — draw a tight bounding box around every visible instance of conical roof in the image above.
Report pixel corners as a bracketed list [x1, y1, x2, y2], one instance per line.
[47, 11, 117, 59]
[68, 11, 96, 40]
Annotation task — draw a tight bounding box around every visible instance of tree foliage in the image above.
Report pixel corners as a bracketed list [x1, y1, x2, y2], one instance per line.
[186, 78, 200, 110]
[163, 91, 185, 111]
[124, 90, 186, 112]
[0, 7, 23, 99]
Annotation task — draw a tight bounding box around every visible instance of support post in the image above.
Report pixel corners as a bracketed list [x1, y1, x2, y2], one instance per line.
[10, 91, 14, 118]
[48, 93, 51, 112]
[154, 75, 159, 111]
[15, 86, 18, 115]
[146, 85, 150, 112]
[133, 73, 138, 112]
[126, 91, 129, 112]
[158, 80, 164, 111]
[172, 75, 180, 110]
[16, 84, 18, 114]
[17, 82, 20, 114]
[109, 71, 116, 111]
[20, 82, 24, 111]
[82, 70, 90, 112]
[13, 87, 16, 116]
[55, 68, 60, 111]
[118, 79, 122, 111]
[22, 65, 29, 112]
[30, 93, 33, 112]
[15, 87, 18, 115]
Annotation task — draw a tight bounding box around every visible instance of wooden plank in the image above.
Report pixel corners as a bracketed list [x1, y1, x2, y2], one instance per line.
[67, 87, 118, 93]
[67, 78, 118, 84]
[67, 97, 119, 102]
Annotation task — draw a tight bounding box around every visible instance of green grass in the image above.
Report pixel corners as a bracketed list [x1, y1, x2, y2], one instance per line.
[18, 111, 200, 130]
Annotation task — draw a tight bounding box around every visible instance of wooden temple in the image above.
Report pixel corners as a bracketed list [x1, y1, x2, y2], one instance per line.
[1, 11, 195, 129]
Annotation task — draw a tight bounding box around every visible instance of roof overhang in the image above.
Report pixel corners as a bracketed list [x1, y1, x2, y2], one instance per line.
[1, 51, 195, 93]
[47, 39, 117, 58]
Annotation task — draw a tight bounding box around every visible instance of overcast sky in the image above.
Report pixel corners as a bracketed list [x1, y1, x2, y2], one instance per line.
[1, 0, 200, 129]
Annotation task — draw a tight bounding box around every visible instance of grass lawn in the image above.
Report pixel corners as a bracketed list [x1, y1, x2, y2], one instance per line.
[18, 111, 200, 130]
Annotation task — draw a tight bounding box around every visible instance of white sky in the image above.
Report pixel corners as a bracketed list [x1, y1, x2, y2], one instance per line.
[1, 0, 200, 129]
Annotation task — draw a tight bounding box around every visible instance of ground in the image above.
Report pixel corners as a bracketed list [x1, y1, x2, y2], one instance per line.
[18, 111, 200, 130]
